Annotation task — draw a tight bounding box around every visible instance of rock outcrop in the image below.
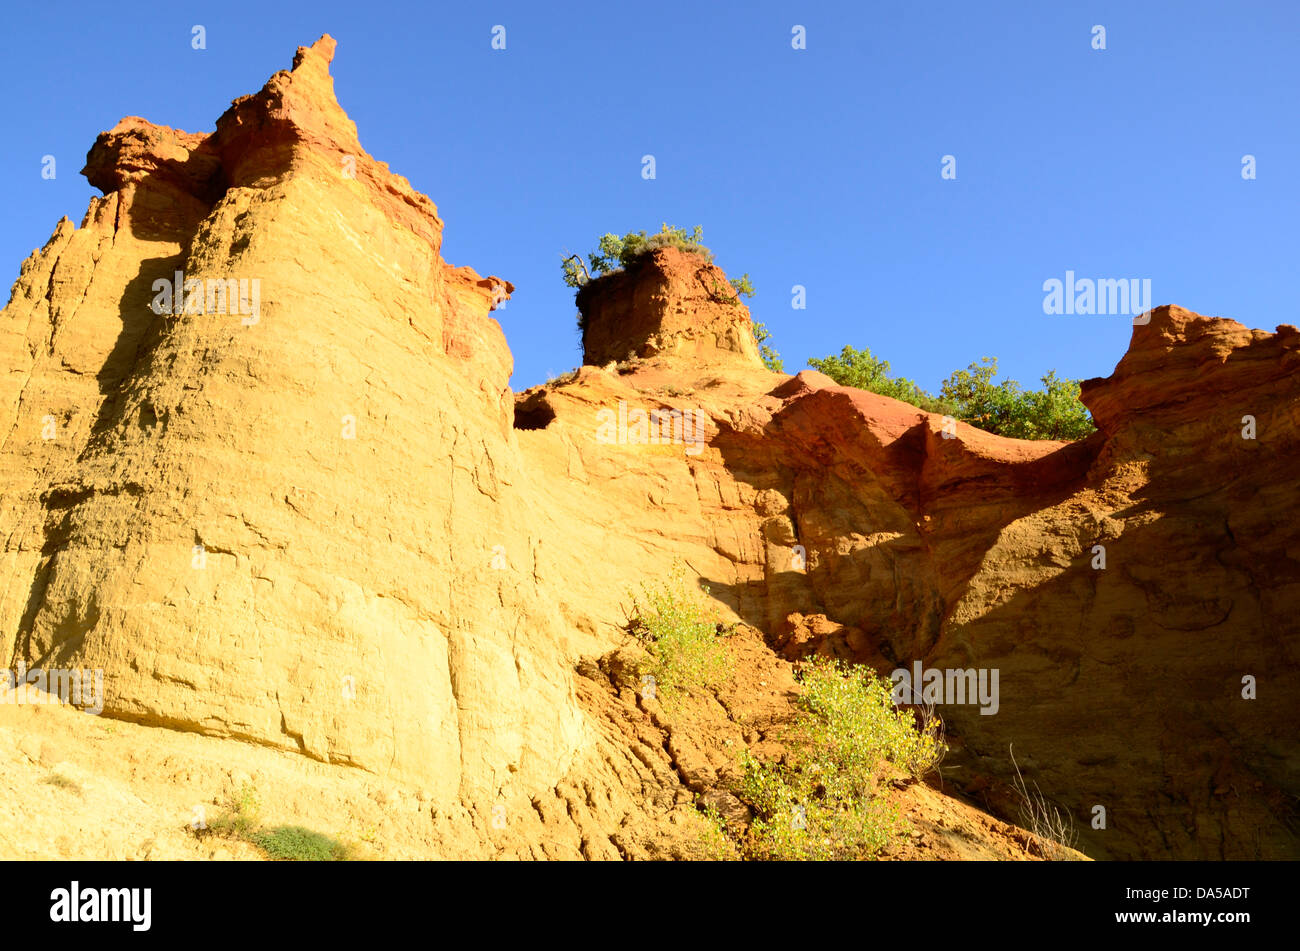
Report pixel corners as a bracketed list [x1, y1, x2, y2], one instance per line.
[1, 36, 570, 816]
[3, 37, 1296, 860]
[577, 247, 763, 368]
[521, 296, 1300, 858]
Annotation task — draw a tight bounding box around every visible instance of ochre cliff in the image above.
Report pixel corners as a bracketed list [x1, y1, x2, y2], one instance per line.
[521, 279, 1300, 859]
[2, 37, 1295, 860]
[2, 36, 568, 815]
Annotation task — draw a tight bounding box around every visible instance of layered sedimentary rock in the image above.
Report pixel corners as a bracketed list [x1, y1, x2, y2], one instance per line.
[3, 36, 1296, 859]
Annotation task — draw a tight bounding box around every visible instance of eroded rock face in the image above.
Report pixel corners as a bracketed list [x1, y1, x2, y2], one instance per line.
[577, 246, 763, 368]
[3, 37, 1295, 860]
[520, 297, 1300, 859]
[1, 36, 576, 813]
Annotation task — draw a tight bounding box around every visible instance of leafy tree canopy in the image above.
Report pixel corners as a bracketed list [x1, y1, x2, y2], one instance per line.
[808, 345, 1095, 441]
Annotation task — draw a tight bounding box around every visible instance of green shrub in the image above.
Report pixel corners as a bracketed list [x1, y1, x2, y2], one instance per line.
[251, 825, 352, 862]
[729, 273, 756, 297]
[809, 346, 1096, 440]
[206, 781, 261, 838]
[563, 224, 722, 288]
[808, 345, 947, 412]
[627, 567, 732, 706]
[196, 783, 353, 861]
[752, 322, 784, 372]
[723, 656, 945, 860]
[694, 803, 741, 860]
[937, 358, 1094, 440]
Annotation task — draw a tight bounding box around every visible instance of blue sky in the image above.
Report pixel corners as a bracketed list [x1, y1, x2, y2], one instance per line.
[3, 1, 1297, 391]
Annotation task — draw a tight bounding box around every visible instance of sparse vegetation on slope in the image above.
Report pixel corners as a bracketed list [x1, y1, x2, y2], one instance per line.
[205, 781, 261, 839]
[709, 656, 946, 860]
[194, 782, 354, 861]
[626, 567, 733, 708]
[1010, 745, 1081, 861]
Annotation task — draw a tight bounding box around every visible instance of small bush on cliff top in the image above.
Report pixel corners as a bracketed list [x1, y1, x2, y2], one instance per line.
[808, 345, 1095, 441]
[562, 224, 755, 334]
[626, 567, 732, 707]
[562, 224, 739, 288]
[807, 344, 942, 412]
[715, 656, 945, 861]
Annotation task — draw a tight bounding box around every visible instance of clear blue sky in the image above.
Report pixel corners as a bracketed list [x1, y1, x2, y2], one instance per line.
[3, 1, 1296, 391]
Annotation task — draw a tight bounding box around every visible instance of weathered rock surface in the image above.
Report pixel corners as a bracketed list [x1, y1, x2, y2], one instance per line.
[2, 37, 1295, 860]
[578, 247, 763, 368]
[522, 277, 1300, 858]
[2, 36, 575, 817]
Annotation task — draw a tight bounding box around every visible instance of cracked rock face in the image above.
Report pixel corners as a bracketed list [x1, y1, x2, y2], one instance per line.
[2, 36, 1297, 859]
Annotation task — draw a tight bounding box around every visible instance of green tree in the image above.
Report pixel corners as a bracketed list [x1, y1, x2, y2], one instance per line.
[938, 357, 1019, 432]
[808, 345, 947, 413]
[808, 347, 1095, 441]
[1007, 370, 1096, 441]
[938, 358, 1094, 440]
